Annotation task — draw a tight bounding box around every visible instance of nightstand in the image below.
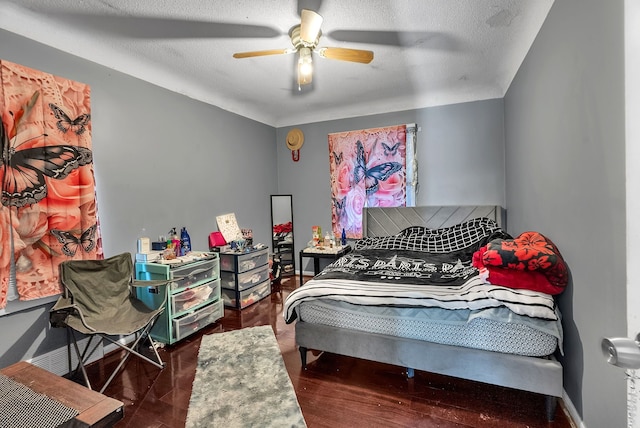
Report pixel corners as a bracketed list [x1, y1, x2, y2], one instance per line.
[299, 245, 351, 285]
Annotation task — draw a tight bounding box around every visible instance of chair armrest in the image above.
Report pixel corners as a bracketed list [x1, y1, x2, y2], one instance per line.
[131, 273, 187, 288]
[130, 279, 173, 311]
[50, 296, 74, 328]
[49, 296, 96, 332]
[131, 278, 175, 288]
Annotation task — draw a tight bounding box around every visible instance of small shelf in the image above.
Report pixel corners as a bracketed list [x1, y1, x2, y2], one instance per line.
[272, 234, 295, 276]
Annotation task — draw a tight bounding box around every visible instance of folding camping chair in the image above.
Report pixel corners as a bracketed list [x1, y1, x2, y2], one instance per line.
[50, 252, 171, 393]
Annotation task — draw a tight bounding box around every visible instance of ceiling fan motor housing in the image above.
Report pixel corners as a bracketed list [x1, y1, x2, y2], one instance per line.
[290, 25, 321, 49]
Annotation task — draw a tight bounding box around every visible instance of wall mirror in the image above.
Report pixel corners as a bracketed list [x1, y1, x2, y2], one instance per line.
[270, 195, 295, 280]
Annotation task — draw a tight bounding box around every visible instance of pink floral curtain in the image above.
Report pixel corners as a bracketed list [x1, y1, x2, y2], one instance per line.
[328, 124, 407, 239]
[0, 59, 102, 310]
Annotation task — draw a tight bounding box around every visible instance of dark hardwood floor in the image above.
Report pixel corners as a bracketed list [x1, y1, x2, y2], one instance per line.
[84, 276, 575, 428]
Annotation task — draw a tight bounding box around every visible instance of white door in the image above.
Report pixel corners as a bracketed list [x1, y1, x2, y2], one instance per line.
[626, 1, 640, 426]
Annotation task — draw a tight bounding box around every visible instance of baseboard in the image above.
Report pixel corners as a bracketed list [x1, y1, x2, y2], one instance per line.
[562, 389, 585, 428]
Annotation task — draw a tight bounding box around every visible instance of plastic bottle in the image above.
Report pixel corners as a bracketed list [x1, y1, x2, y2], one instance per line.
[170, 227, 180, 257]
[341, 228, 347, 246]
[181, 227, 192, 255]
[324, 231, 331, 248]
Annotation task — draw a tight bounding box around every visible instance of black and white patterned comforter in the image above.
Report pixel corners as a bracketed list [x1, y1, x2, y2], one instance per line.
[284, 218, 558, 323]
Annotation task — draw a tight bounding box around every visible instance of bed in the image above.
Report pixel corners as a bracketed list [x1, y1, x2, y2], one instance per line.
[284, 206, 564, 421]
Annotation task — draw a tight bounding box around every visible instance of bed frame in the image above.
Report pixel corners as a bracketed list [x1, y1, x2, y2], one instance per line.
[296, 205, 563, 421]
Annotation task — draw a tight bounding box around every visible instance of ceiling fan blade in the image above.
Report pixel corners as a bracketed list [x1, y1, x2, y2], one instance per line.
[233, 49, 293, 59]
[300, 9, 323, 44]
[328, 30, 460, 50]
[28, 12, 281, 39]
[317, 47, 374, 64]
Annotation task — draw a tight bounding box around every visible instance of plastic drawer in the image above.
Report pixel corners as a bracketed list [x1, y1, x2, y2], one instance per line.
[171, 281, 220, 314]
[219, 248, 269, 273]
[172, 299, 224, 341]
[220, 288, 236, 308]
[221, 279, 271, 309]
[169, 258, 219, 291]
[220, 265, 269, 291]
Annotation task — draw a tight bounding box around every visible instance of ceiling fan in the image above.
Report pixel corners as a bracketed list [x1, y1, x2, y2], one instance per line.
[232, 9, 374, 89]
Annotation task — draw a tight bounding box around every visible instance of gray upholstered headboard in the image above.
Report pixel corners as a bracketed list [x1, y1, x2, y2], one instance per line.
[363, 206, 506, 237]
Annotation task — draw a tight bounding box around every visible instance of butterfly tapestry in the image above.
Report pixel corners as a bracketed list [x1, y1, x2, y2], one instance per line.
[1, 92, 93, 208]
[328, 124, 408, 239]
[0, 58, 101, 311]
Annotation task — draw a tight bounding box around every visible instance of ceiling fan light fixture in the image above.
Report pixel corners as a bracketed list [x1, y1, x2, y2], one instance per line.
[297, 47, 313, 87]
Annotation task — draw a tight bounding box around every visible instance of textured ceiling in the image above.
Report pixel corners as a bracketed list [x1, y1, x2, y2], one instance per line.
[0, 0, 553, 127]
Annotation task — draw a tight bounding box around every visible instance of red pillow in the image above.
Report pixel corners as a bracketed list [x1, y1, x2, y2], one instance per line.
[480, 231, 568, 289]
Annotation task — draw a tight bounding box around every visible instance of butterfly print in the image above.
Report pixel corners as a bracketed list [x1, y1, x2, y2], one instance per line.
[381, 142, 400, 156]
[332, 196, 345, 211]
[333, 151, 343, 165]
[353, 140, 402, 195]
[49, 103, 91, 135]
[1, 93, 94, 207]
[50, 223, 97, 257]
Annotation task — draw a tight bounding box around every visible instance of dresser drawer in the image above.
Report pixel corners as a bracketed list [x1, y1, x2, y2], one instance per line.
[171, 280, 220, 315]
[221, 279, 270, 309]
[169, 258, 219, 290]
[219, 248, 269, 273]
[220, 265, 269, 291]
[172, 299, 224, 341]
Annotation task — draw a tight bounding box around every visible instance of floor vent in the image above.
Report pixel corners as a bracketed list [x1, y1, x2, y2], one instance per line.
[28, 338, 104, 376]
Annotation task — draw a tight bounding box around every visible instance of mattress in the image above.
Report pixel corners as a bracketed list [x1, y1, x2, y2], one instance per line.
[296, 299, 561, 357]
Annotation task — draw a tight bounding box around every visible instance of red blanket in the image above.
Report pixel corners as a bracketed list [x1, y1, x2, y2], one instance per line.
[473, 231, 568, 295]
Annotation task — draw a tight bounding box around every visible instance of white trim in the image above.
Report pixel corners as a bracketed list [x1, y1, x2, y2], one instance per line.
[405, 123, 418, 206]
[626, 0, 640, 426]
[562, 389, 585, 428]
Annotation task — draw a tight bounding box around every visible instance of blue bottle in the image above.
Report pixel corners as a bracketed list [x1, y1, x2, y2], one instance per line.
[341, 228, 347, 246]
[180, 227, 192, 255]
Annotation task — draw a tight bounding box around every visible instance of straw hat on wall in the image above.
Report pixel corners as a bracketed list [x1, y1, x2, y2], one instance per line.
[286, 128, 304, 161]
[286, 128, 304, 150]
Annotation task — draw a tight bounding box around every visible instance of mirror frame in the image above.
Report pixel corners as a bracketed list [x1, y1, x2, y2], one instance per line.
[270, 194, 295, 280]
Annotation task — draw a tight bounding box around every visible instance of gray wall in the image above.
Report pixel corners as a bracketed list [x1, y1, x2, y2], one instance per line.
[275, 99, 506, 272]
[504, 0, 626, 426]
[0, 29, 277, 365]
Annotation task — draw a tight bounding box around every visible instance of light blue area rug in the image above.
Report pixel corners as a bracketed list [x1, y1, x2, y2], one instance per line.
[186, 325, 306, 428]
